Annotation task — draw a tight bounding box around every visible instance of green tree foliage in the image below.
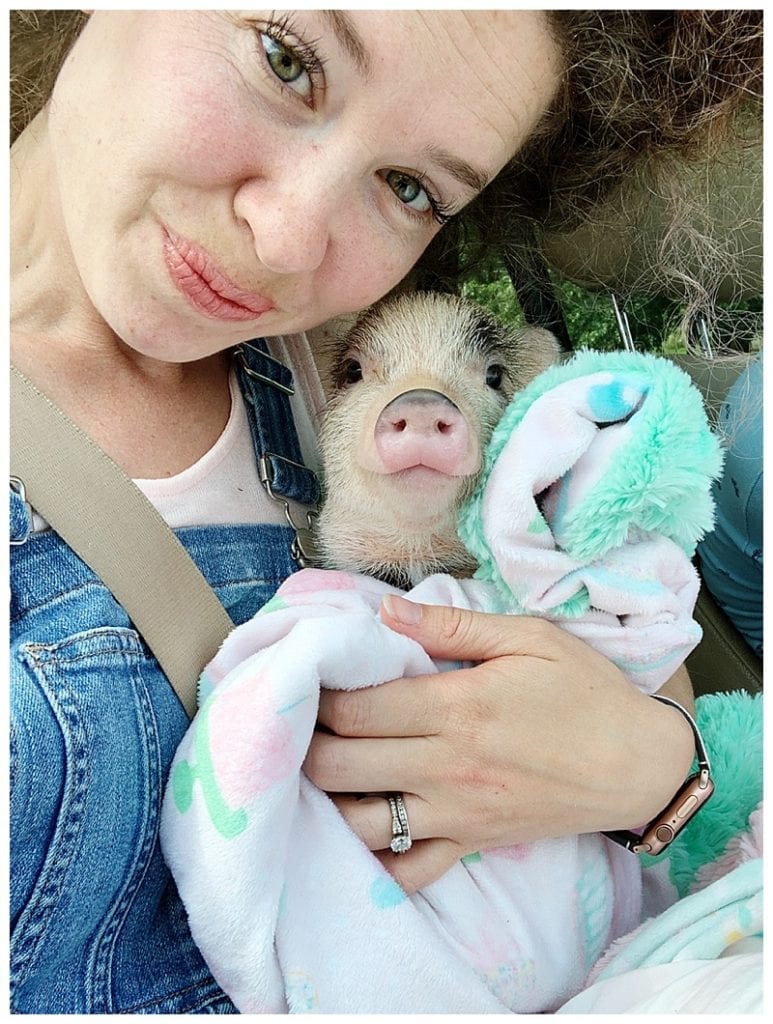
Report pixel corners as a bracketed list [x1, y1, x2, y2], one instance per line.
[461, 256, 761, 354]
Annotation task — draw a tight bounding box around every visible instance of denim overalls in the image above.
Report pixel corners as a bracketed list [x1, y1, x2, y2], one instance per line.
[10, 342, 320, 1013]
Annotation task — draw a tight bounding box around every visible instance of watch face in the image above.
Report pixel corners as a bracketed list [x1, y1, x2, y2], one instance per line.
[637, 773, 715, 855]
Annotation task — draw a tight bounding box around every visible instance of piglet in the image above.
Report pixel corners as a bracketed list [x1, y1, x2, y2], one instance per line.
[314, 292, 558, 585]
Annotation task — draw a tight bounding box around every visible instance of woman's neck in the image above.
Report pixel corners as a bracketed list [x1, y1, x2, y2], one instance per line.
[11, 108, 233, 479]
[12, 109, 91, 342]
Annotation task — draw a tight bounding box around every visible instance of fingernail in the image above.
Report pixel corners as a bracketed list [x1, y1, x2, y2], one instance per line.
[382, 594, 422, 625]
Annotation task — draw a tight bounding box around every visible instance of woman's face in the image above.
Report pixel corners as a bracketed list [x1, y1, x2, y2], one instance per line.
[47, 10, 560, 362]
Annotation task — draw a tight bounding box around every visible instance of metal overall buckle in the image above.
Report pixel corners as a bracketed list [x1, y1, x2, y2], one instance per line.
[258, 454, 319, 568]
[10, 476, 34, 545]
[235, 343, 296, 395]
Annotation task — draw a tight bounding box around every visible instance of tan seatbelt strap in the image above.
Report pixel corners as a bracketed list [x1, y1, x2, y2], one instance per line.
[9, 366, 234, 718]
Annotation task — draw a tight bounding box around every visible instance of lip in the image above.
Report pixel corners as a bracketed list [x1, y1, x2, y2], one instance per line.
[393, 466, 462, 485]
[162, 227, 275, 322]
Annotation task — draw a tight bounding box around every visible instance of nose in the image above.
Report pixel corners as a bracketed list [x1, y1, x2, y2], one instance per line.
[233, 174, 334, 276]
[373, 389, 479, 476]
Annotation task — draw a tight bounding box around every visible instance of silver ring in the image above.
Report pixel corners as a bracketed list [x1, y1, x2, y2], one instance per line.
[387, 792, 412, 854]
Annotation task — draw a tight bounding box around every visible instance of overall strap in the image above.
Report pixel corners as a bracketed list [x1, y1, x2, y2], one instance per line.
[234, 339, 321, 565]
[9, 366, 234, 718]
[234, 340, 321, 507]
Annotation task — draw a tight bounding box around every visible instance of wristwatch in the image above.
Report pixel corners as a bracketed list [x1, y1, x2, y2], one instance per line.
[603, 694, 714, 855]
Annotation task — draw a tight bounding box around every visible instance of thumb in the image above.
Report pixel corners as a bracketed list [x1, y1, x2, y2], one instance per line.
[380, 593, 540, 661]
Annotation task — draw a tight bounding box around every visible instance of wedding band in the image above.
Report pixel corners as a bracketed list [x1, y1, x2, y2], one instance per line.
[387, 792, 412, 854]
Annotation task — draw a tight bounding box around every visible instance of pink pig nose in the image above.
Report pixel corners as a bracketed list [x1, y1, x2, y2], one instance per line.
[373, 389, 478, 476]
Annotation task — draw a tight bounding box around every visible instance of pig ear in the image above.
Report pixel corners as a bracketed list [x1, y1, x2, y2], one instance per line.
[515, 325, 561, 381]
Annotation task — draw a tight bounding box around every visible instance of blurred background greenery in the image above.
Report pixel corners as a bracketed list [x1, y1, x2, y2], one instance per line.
[460, 255, 762, 354]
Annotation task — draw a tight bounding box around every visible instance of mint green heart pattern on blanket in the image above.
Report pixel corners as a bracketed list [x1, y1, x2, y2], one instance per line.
[171, 697, 249, 839]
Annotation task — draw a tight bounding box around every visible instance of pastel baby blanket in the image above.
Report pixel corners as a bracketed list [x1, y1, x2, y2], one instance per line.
[160, 350, 723, 1014]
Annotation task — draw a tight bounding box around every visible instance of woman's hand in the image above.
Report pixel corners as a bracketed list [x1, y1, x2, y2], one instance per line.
[304, 594, 695, 894]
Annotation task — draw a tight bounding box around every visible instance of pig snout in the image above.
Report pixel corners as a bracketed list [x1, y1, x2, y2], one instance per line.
[372, 389, 479, 477]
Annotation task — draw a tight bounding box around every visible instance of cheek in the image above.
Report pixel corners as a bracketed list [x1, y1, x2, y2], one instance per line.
[323, 228, 434, 314]
[155, 68, 269, 186]
[105, 14, 273, 189]
[168, 118, 254, 194]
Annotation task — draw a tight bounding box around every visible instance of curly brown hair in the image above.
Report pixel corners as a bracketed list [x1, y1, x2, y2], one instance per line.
[522, 9, 762, 232]
[10, 10, 87, 144]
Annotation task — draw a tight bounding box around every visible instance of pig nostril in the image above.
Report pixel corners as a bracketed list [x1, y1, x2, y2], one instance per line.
[395, 419, 407, 432]
[437, 421, 452, 434]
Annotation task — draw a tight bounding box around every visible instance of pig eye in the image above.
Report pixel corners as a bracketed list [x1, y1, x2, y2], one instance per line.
[341, 358, 363, 385]
[486, 364, 505, 390]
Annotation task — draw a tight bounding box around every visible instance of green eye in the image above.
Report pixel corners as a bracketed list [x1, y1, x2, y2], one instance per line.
[384, 170, 431, 213]
[261, 33, 308, 87]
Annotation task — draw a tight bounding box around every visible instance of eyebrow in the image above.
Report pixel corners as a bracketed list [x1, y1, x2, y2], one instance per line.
[424, 145, 492, 196]
[320, 11, 490, 198]
[321, 10, 372, 79]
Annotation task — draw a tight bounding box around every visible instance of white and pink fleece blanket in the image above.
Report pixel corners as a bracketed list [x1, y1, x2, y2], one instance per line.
[161, 351, 723, 1013]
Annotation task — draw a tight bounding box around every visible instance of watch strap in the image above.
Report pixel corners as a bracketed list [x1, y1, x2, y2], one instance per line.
[603, 694, 714, 855]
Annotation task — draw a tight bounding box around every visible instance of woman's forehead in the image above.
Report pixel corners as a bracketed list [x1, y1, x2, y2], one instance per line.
[344, 10, 559, 106]
[335, 10, 561, 167]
